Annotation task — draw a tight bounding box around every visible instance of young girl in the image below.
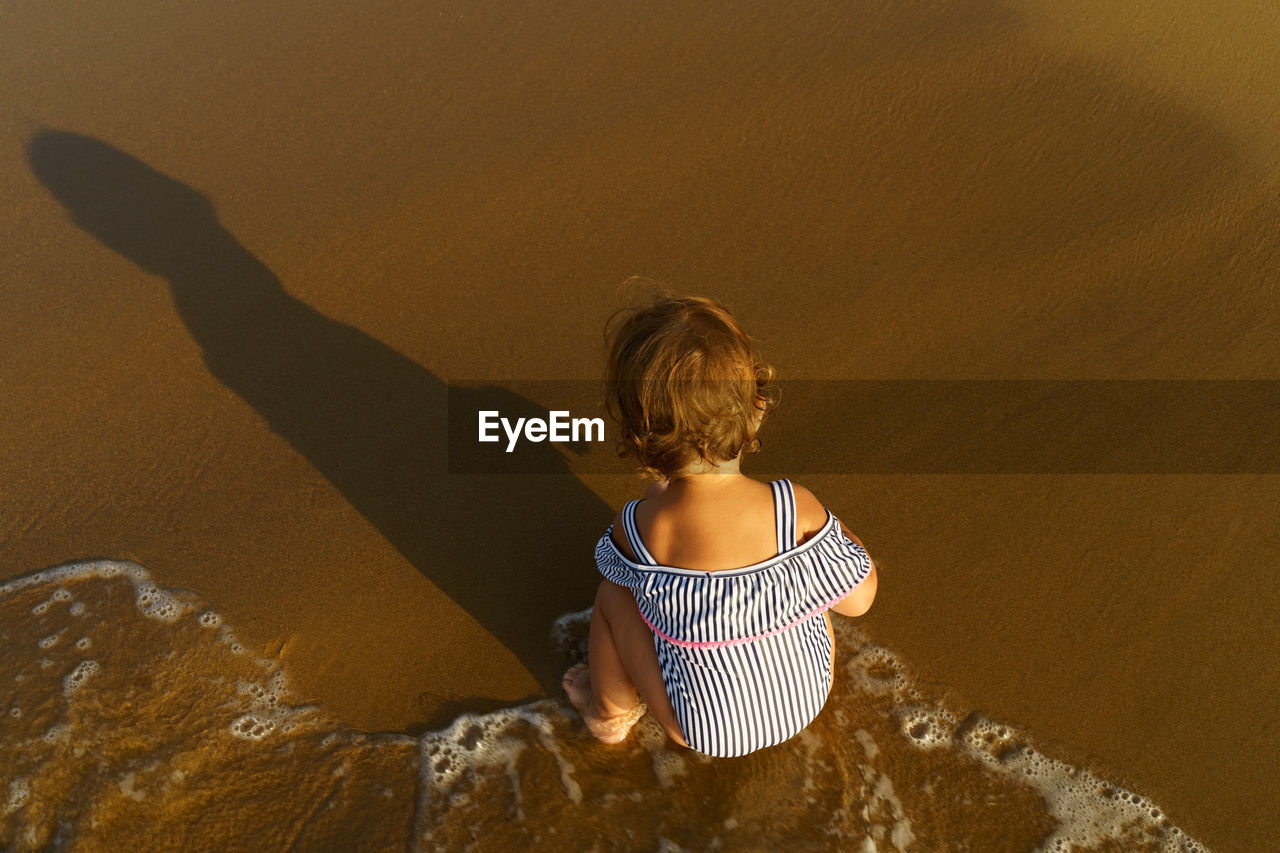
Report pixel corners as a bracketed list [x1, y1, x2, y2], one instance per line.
[563, 294, 878, 757]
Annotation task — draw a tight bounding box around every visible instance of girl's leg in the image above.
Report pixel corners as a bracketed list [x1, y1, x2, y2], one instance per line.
[565, 580, 688, 747]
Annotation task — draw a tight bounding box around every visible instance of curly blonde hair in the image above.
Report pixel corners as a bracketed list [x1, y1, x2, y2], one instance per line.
[604, 293, 777, 480]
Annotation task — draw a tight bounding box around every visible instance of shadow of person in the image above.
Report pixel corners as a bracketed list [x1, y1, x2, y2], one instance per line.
[27, 129, 611, 720]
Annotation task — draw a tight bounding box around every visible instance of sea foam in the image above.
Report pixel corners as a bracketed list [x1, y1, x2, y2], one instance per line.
[0, 560, 1210, 852]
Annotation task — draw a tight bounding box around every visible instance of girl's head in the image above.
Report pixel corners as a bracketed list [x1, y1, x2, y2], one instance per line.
[605, 293, 776, 480]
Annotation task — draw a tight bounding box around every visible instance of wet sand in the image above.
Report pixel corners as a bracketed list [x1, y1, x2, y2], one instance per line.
[2, 1, 1277, 849]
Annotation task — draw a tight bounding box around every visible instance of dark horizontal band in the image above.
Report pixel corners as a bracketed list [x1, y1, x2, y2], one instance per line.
[447, 380, 1280, 474]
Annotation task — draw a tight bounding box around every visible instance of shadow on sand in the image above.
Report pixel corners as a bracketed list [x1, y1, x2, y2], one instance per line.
[27, 129, 611, 727]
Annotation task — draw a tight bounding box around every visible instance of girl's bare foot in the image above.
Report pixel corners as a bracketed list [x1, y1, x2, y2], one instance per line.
[562, 663, 645, 744]
[561, 663, 593, 713]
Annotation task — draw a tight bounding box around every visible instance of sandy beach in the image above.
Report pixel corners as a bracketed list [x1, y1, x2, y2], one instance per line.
[3, 1, 1277, 849]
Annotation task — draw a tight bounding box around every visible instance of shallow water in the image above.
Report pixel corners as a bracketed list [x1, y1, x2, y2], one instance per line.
[1, 561, 1206, 851]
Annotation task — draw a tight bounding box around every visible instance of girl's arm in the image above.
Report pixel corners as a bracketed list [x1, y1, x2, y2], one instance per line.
[793, 483, 878, 618]
[830, 521, 877, 617]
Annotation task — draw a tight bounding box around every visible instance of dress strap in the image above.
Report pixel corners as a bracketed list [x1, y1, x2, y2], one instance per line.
[770, 479, 797, 554]
[622, 499, 659, 565]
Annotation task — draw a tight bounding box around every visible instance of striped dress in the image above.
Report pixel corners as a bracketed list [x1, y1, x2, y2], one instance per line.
[594, 479, 873, 757]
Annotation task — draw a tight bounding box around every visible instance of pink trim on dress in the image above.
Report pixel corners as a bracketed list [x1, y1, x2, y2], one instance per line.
[638, 584, 863, 650]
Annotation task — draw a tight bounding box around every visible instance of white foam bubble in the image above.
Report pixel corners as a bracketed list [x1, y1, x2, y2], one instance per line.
[854, 728, 879, 760]
[550, 607, 592, 662]
[649, 747, 690, 789]
[217, 625, 246, 655]
[795, 728, 834, 794]
[229, 714, 277, 740]
[42, 723, 70, 745]
[117, 772, 146, 802]
[38, 630, 66, 649]
[899, 708, 956, 749]
[226, 670, 317, 740]
[63, 660, 100, 695]
[134, 583, 187, 623]
[3, 779, 29, 817]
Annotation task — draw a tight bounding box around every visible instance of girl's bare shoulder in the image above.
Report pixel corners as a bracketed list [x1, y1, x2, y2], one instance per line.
[789, 481, 833, 544]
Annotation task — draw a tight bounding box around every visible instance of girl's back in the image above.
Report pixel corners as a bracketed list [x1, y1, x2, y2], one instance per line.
[615, 477, 826, 572]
